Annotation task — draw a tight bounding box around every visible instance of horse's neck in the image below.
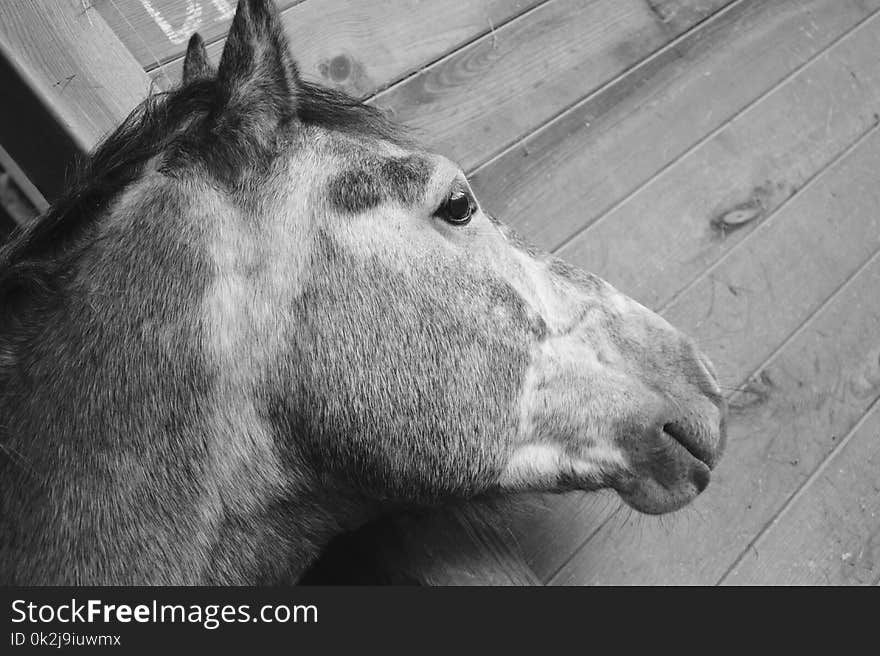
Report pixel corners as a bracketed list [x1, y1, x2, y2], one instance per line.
[0, 308, 358, 584]
[1, 388, 353, 583]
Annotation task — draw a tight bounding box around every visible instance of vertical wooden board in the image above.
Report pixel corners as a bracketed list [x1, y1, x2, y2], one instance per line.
[0, 144, 46, 214]
[722, 400, 880, 585]
[95, 0, 301, 70]
[549, 129, 880, 584]
[0, 206, 16, 243]
[0, 1, 153, 199]
[151, 0, 546, 96]
[559, 13, 880, 312]
[0, 1, 152, 152]
[372, 0, 734, 171]
[470, 0, 880, 251]
[0, 171, 38, 227]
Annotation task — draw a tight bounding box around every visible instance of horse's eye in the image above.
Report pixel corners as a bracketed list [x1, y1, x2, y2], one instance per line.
[436, 191, 475, 225]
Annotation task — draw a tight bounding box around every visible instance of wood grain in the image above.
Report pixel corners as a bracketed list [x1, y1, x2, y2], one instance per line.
[371, 0, 735, 172]
[150, 0, 546, 96]
[470, 0, 880, 252]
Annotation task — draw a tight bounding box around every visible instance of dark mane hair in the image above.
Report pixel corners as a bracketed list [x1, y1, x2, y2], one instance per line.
[0, 78, 404, 294]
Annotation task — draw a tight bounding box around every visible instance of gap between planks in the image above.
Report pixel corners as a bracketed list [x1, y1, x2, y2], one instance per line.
[724, 395, 880, 584]
[316, 0, 554, 98]
[544, 1, 880, 256]
[154, 0, 554, 96]
[469, 0, 745, 181]
[150, 0, 737, 173]
[716, 320, 880, 584]
[655, 117, 880, 319]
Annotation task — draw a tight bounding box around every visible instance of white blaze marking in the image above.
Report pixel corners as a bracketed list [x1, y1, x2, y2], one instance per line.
[574, 444, 628, 474]
[499, 444, 563, 490]
[498, 441, 628, 491]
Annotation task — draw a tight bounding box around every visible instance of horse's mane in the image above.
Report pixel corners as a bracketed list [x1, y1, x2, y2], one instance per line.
[0, 78, 403, 290]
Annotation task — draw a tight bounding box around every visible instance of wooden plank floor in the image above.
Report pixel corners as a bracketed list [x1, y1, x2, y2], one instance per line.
[69, 0, 880, 584]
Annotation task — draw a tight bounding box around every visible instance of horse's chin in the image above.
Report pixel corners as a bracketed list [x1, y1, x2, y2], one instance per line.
[611, 459, 711, 515]
[614, 476, 706, 515]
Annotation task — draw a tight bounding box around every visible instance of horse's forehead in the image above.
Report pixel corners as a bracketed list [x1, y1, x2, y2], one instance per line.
[196, 129, 442, 351]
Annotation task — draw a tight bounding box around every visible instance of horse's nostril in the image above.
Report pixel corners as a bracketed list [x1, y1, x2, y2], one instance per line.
[662, 421, 715, 469]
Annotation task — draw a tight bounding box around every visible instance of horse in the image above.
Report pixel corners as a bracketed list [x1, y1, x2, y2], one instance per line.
[0, 0, 726, 585]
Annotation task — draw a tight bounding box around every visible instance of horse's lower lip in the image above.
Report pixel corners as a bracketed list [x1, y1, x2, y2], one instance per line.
[612, 465, 709, 515]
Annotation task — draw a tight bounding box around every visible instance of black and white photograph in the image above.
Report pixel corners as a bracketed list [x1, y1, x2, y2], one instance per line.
[0, 0, 877, 638]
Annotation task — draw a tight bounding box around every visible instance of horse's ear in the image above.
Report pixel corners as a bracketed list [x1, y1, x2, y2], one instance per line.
[182, 33, 215, 83]
[215, 0, 300, 127]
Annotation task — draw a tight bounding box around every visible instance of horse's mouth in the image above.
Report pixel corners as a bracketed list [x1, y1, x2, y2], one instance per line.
[609, 420, 721, 515]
